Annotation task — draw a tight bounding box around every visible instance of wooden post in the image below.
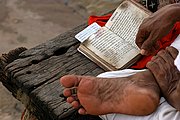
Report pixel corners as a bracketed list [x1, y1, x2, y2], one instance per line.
[0, 24, 104, 120]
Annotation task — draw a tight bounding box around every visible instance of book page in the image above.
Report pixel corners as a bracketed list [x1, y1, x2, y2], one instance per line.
[83, 27, 139, 69]
[105, 0, 150, 49]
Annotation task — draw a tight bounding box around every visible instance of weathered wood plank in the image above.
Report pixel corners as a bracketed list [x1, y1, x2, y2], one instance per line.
[0, 23, 104, 120]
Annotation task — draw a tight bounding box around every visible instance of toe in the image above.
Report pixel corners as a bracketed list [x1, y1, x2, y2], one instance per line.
[67, 96, 77, 103]
[63, 88, 72, 97]
[166, 46, 179, 59]
[71, 101, 81, 109]
[60, 75, 80, 88]
[78, 108, 87, 115]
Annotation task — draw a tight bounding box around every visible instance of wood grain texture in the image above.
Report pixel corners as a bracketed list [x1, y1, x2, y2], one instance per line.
[0, 23, 104, 120]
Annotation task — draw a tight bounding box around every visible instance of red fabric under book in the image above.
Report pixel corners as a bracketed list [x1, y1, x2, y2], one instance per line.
[88, 15, 180, 69]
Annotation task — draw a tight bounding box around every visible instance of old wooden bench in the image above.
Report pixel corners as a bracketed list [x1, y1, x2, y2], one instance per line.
[0, 23, 105, 120]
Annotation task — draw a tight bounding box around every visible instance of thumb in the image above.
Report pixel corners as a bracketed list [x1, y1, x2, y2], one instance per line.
[141, 36, 159, 55]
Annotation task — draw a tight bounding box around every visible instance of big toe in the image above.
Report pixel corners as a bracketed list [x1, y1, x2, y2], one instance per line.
[60, 75, 80, 88]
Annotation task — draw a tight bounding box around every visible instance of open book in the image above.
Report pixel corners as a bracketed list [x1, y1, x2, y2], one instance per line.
[75, 0, 152, 71]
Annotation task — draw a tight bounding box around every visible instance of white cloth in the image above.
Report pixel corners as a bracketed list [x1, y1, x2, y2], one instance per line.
[98, 34, 180, 120]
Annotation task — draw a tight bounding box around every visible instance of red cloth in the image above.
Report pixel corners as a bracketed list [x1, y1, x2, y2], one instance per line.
[88, 14, 112, 27]
[88, 15, 180, 69]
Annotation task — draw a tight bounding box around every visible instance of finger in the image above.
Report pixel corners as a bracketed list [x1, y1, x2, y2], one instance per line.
[151, 56, 158, 61]
[141, 32, 159, 55]
[154, 56, 166, 71]
[150, 55, 166, 70]
[154, 41, 160, 50]
[146, 61, 160, 71]
[135, 27, 149, 49]
[141, 46, 157, 56]
[140, 49, 150, 56]
[157, 50, 174, 64]
[135, 36, 144, 49]
[166, 46, 179, 59]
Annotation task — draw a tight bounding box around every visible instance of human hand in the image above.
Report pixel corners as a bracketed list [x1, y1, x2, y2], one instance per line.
[158, 0, 177, 9]
[136, 4, 179, 55]
[146, 46, 180, 110]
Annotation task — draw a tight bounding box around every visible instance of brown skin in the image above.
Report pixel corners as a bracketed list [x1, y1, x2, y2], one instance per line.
[136, 3, 180, 56]
[158, 0, 177, 9]
[60, 71, 160, 115]
[60, 3, 180, 116]
[147, 46, 180, 110]
[136, 2, 180, 110]
[60, 47, 180, 115]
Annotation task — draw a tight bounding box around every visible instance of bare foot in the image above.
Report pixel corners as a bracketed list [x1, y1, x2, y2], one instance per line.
[147, 46, 180, 110]
[60, 70, 160, 115]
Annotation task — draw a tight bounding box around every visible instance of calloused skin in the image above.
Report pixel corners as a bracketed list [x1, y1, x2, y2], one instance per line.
[136, 3, 180, 55]
[147, 46, 180, 110]
[60, 46, 179, 115]
[61, 70, 160, 115]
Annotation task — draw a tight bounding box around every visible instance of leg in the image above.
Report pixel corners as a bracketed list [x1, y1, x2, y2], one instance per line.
[147, 46, 180, 110]
[60, 70, 160, 115]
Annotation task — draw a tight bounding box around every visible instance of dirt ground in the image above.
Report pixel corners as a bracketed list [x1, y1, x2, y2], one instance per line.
[0, 0, 121, 120]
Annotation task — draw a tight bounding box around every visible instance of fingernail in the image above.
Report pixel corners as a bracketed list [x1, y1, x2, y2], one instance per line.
[140, 49, 147, 55]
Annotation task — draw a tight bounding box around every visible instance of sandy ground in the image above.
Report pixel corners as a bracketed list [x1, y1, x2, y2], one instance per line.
[0, 0, 121, 119]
